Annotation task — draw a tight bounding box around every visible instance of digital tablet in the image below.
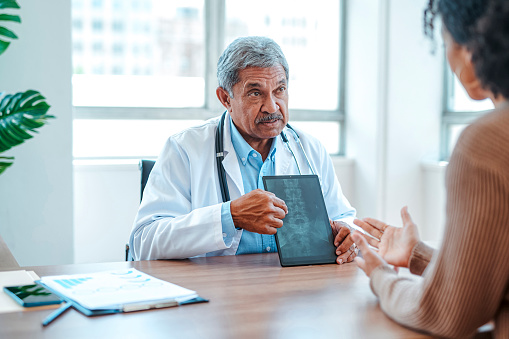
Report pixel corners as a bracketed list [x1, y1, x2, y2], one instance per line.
[262, 175, 337, 267]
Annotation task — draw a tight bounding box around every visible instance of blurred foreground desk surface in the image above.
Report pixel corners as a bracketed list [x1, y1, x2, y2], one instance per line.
[0, 254, 429, 339]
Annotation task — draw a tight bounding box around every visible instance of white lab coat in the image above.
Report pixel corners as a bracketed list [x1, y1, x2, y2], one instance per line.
[129, 113, 356, 260]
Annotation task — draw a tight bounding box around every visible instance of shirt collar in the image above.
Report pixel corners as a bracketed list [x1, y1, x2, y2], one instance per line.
[230, 117, 277, 165]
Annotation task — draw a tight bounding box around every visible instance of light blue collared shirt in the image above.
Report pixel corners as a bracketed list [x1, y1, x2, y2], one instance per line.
[220, 119, 278, 254]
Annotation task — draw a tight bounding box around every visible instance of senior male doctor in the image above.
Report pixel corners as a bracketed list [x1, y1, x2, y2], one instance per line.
[129, 36, 357, 264]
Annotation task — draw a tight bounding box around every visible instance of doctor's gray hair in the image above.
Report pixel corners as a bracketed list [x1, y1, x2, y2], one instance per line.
[217, 36, 289, 97]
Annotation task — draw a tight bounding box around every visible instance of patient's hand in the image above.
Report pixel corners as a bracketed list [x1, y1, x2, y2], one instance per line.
[353, 206, 420, 268]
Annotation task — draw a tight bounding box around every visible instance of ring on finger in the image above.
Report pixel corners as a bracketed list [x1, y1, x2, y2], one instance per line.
[350, 244, 358, 255]
[353, 244, 359, 255]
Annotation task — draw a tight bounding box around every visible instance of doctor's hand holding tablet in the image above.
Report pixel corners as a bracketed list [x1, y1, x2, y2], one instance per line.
[230, 188, 356, 265]
[230, 189, 288, 235]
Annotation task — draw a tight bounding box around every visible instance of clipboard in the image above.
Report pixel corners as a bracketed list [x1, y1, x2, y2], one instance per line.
[263, 175, 337, 267]
[33, 288, 208, 317]
[36, 269, 208, 316]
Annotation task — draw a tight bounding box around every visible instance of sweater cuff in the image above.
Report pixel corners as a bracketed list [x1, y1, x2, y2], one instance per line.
[369, 265, 397, 298]
[408, 241, 434, 276]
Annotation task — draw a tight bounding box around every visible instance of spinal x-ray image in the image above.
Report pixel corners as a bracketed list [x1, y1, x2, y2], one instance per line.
[263, 175, 336, 266]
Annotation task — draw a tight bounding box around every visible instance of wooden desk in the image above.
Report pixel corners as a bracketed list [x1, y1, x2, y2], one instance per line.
[0, 254, 429, 339]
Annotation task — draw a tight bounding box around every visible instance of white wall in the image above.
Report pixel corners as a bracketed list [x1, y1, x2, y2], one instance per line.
[0, 0, 73, 266]
[345, 0, 444, 238]
[73, 161, 140, 263]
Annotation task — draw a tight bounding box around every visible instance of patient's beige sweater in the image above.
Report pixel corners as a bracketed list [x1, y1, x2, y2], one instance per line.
[369, 104, 509, 338]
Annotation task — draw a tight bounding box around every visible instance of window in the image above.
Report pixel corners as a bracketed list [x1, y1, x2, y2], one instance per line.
[92, 19, 103, 32]
[72, 0, 205, 108]
[72, 0, 345, 158]
[92, 41, 103, 54]
[92, 0, 103, 9]
[441, 67, 493, 159]
[225, 0, 340, 111]
[112, 43, 124, 55]
[112, 21, 124, 33]
[73, 19, 83, 30]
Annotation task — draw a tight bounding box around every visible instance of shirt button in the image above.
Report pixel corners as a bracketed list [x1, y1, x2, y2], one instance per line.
[252, 153, 258, 158]
[222, 232, 227, 237]
[241, 157, 246, 162]
[266, 246, 271, 252]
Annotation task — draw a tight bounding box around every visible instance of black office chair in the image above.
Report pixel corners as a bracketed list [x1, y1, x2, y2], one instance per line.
[125, 159, 156, 261]
[139, 159, 156, 202]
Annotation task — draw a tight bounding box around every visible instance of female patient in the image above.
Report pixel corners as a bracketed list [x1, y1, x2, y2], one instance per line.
[352, 0, 509, 337]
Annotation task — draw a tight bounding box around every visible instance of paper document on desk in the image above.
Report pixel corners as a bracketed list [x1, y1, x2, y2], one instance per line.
[38, 269, 197, 311]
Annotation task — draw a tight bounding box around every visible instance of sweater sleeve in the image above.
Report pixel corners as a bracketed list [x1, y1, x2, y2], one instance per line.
[368, 148, 509, 338]
[408, 242, 435, 276]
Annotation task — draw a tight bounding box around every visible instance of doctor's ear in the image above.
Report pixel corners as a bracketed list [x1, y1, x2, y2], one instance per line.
[216, 87, 232, 111]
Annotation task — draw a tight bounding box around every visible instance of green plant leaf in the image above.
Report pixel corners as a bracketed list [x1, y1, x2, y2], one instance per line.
[0, 92, 11, 112]
[0, 26, 16, 39]
[0, 156, 13, 175]
[0, 0, 19, 55]
[0, 90, 52, 154]
[5, 91, 22, 112]
[0, 1, 19, 10]
[0, 38, 8, 54]
[0, 14, 20, 22]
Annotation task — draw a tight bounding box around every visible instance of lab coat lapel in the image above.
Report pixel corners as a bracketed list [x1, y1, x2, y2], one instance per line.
[275, 128, 296, 175]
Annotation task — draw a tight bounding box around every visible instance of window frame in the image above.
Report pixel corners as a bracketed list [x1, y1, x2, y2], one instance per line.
[72, 0, 347, 155]
[440, 60, 491, 160]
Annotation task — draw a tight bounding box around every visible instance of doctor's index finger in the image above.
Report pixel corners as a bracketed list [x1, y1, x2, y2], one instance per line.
[334, 226, 350, 246]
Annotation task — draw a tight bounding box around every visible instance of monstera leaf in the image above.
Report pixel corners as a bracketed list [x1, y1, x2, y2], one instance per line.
[0, 90, 53, 174]
[0, 0, 20, 56]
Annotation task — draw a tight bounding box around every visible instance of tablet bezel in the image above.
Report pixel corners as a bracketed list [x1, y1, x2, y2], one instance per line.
[262, 175, 337, 267]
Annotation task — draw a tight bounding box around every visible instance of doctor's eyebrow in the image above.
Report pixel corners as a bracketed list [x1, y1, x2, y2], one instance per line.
[275, 79, 287, 87]
[244, 79, 287, 90]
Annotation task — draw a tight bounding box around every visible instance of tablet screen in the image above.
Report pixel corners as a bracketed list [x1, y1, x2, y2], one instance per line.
[262, 175, 337, 267]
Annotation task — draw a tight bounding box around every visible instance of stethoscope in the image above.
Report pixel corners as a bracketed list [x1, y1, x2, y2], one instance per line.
[215, 111, 315, 203]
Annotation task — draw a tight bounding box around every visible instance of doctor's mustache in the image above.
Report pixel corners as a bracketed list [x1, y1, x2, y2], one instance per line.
[256, 113, 283, 123]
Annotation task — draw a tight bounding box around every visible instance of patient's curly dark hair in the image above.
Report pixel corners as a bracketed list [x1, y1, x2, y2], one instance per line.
[469, 1, 509, 98]
[424, 0, 509, 99]
[424, 0, 487, 44]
